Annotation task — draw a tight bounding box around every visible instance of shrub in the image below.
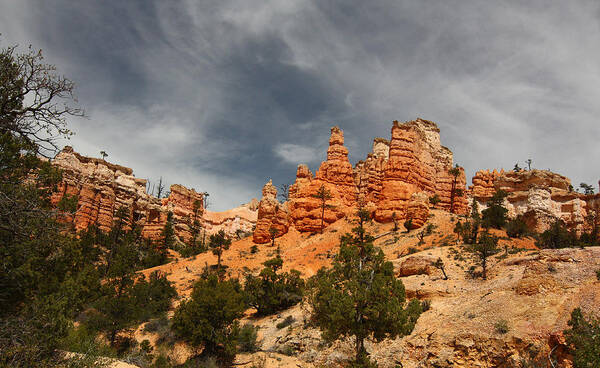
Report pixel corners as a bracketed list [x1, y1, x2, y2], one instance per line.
[494, 320, 509, 334]
[250, 245, 259, 254]
[172, 275, 246, 363]
[596, 269, 600, 281]
[564, 308, 600, 367]
[505, 216, 529, 238]
[237, 323, 259, 353]
[276, 315, 295, 329]
[244, 257, 304, 316]
[482, 190, 508, 229]
[536, 220, 577, 249]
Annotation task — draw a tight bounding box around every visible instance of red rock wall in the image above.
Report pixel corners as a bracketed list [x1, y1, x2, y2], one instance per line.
[50, 147, 256, 244]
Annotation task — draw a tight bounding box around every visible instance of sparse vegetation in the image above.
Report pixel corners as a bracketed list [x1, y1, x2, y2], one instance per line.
[505, 215, 529, 238]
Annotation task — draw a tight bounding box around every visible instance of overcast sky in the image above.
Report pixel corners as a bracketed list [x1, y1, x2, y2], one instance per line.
[1, 1, 599, 210]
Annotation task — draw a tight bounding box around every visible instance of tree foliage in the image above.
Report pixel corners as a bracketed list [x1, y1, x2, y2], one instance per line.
[311, 184, 333, 233]
[244, 256, 304, 316]
[481, 190, 508, 229]
[172, 275, 246, 364]
[468, 232, 500, 280]
[564, 308, 600, 368]
[308, 208, 422, 366]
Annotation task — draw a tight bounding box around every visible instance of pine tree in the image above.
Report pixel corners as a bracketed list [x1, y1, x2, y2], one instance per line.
[311, 184, 333, 233]
[308, 207, 422, 366]
[208, 230, 232, 279]
[172, 275, 246, 364]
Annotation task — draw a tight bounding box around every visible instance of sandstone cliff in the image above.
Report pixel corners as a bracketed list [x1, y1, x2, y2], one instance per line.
[471, 169, 599, 233]
[51, 146, 257, 243]
[254, 119, 468, 241]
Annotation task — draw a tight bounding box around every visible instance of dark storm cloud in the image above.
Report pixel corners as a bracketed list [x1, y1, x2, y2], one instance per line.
[1, 0, 599, 210]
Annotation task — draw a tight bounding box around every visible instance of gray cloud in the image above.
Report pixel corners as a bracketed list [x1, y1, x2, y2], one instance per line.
[1, 0, 599, 210]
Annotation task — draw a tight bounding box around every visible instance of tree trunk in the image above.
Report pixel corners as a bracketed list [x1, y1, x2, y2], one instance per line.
[441, 267, 448, 280]
[482, 257, 487, 280]
[320, 202, 325, 234]
[355, 335, 365, 362]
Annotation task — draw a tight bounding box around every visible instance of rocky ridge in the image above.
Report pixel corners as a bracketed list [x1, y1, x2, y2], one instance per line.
[51, 146, 257, 242]
[254, 119, 468, 242]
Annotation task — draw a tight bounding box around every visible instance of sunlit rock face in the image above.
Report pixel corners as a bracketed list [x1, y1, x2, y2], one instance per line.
[51, 147, 257, 242]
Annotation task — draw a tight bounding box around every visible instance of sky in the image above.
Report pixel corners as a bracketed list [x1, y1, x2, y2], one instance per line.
[1, 1, 599, 211]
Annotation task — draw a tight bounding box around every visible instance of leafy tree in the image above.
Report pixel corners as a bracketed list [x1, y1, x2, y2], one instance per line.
[244, 256, 304, 316]
[87, 238, 175, 348]
[100, 150, 108, 160]
[526, 158, 532, 171]
[308, 207, 422, 366]
[454, 200, 480, 244]
[311, 184, 333, 233]
[468, 232, 500, 280]
[0, 42, 100, 367]
[482, 190, 508, 229]
[580, 182, 595, 195]
[208, 230, 232, 278]
[172, 275, 246, 364]
[564, 308, 600, 368]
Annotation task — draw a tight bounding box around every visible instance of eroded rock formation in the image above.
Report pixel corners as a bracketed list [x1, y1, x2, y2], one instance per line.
[472, 169, 599, 233]
[374, 119, 467, 223]
[51, 147, 257, 243]
[254, 119, 468, 240]
[253, 180, 289, 244]
[287, 127, 358, 233]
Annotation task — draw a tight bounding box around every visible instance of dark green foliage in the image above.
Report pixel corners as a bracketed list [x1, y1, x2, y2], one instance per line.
[311, 184, 333, 233]
[237, 323, 259, 353]
[403, 218, 413, 233]
[536, 219, 578, 249]
[428, 194, 441, 206]
[208, 230, 232, 278]
[454, 200, 481, 244]
[87, 241, 176, 347]
[481, 190, 508, 229]
[276, 316, 295, 329]
[579, 183, 595, 195]
[506, 216, 529, 238]
[596, 269, 600, 281]
[513, 163, 521, 172]
[250, 245, 259, 254]
[448, 164, 463, 214]
[307, 207, 422, 365]
[244, 256, 304, 316]
[172, 275, 246, 364]
[161, 211, 176, 250]
[468, 232, 500, 279]
[564, 308, 600, 368]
